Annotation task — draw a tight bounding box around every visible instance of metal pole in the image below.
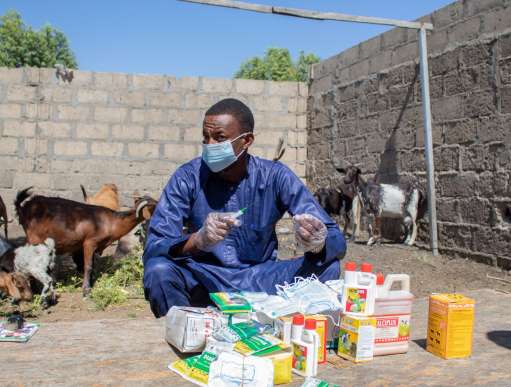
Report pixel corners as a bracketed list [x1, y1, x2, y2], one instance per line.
[418, 27, 439, 256]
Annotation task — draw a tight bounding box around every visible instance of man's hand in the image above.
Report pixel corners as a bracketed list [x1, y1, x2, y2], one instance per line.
[293, 213, 327, 253]
[194, 212, 241, 252]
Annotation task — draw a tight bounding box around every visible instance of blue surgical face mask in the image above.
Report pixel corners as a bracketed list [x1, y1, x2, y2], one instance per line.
[202, 133, 247, 173]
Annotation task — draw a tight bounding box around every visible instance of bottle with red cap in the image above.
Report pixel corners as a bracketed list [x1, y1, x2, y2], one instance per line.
[291, 318, 319, 377]
[341, 261, 377, 315]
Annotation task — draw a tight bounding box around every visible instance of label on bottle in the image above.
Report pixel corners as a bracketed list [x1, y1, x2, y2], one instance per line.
[292, 342, 308, 372]
[375, 315, 410, 343]
[345, 287, 368, 313]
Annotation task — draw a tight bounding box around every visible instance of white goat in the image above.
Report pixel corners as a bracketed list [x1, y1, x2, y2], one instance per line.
[14, 238, 56, 305]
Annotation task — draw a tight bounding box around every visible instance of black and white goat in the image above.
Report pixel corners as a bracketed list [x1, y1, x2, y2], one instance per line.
[313, 187, 361, 241]
[338, 166, 426, 246]
[14, 238, 57, 305]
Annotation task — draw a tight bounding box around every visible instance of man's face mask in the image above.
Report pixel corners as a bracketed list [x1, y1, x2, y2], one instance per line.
[202, 133, 247, 173]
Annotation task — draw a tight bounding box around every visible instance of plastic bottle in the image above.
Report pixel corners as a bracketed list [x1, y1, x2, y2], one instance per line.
[341, 262, 377, 315]
[373, 274, 414, 356]
[376, 272, 385, 297]
[292, 319, 319, 377]
[291, 314, 305, 341]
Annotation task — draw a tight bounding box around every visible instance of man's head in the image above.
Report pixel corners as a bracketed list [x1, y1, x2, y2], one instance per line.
[202, 98, 255, 176]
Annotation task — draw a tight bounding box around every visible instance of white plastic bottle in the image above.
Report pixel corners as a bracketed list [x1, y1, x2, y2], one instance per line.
[292, 319, 319, 377]
[291, 314, 304, 341]
[341, 262, 377, 315]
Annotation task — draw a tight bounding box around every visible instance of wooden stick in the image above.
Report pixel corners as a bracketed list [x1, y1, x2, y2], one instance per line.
[178, 0, 433, 30]
[487, 274, 511, 284]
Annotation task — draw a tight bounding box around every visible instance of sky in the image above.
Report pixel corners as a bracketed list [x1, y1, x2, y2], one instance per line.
[0, 0, 454, 78]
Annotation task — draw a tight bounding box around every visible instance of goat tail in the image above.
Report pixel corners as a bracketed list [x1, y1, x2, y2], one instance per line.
[14, 186, 34, 222]
[80, 185, 88, 201]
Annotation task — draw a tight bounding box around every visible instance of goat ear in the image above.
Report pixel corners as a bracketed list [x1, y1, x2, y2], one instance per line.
[356, 167, 362, 175]
[336, 168, 346, 174]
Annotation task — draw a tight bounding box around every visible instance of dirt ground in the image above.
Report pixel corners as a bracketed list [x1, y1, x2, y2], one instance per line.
[3, 240, 509, 323]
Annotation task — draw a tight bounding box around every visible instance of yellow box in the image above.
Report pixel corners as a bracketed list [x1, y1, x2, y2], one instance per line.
[426, 293, 475, 359]
[307, 315, 327, 364]
[258, 346, 292, 385]
[337, 314, 376, 362]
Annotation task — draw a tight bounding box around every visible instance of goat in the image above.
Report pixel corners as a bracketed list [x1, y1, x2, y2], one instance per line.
[338, 166, 426, 246]
[0, 270, 33, 303]
[14, 238, 56, 306]
[80, 184, 120, 211]
[15, 187, 157, 296]
[0, 194, 10, 239]
[314, 188, 355, 237]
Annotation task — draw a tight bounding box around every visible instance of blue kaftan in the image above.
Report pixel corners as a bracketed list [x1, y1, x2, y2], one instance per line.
[143, 155, 346, 317]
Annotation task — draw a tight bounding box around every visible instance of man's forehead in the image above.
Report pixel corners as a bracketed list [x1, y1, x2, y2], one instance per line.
[203, 114, 240, 132]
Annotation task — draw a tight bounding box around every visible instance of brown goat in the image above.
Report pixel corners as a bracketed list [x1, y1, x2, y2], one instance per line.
[15, 187, 157, 296]
[0, 271, 33, 303]
[81, 184, 120, 211]
[0, 194, 9, 239]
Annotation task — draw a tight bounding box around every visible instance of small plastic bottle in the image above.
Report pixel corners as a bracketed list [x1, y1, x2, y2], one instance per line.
[291, 314, 305, 341]
[292, 318, 319, 377]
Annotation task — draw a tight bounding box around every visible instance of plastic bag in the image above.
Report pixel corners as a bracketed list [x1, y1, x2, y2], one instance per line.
[208, 351, 274, 387]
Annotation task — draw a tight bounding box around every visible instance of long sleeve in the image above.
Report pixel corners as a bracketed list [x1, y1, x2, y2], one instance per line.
[143, 166, 195, 263]
[275, 163, 346, 265]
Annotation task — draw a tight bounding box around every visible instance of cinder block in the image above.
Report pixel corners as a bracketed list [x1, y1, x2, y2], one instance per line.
[57, 105, 91, 121]
[175, 77, 199, 90]
[24, 104, 51, 120]
[0, 68, 23, 83]
[54, 141, 88, 157]
[267, 114, 297, 129]
[94, 107, 128, 123]
[185, 93, 218, 109]
[255, 130, 285, 146]
[77, 89, 108, 104]
[147, 125, 180, 141]
[174, 109, 203, 126]
[183, 127, 202, 142]
[234, 79, 265, 95]
[38, 68, 55, 84]
[131, 108, 167, 124]
[14, 173, 51, 189]
[163, 143, 199, 161]
[94, 72, 129, 89]
[112, 124, 145, 140]
[0, 103, 21, 119]
[23, 67, 40, 84]
[201, 78, 233, 93]
[3, 120, 36, 137]
[24, 138, 48, 156]
[7, 85, 37, 102]
[40, 86, 73, 103]
[76, 123, 109, 139]
[390, 42, 419, 67]
[147, 92, 182, 108]
[296, 115, 306, 130]
[71, 71, 94, 86]
[111, 90, 146, 108]
[132, 74, 167, 90]
[381, 27, 407, 49]
[0, 137, 18, 155]
[251, 95, 285, 112]
[128, 143, 160, 158]
[91, 142, 124, 157]
[38, 121, 71, 138]
[0, 170, 14, 188]
[267, 81, 298, 97]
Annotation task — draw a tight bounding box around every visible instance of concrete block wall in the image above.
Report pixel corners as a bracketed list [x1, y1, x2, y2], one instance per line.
[0, 68, 306, 211]
[307, 0, 511, 268]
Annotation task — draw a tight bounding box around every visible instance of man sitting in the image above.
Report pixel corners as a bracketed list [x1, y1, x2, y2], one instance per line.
[143, 98, 346, 318]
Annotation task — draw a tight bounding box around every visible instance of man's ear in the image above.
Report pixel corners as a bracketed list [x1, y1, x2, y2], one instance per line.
[243, 132, 255, 150]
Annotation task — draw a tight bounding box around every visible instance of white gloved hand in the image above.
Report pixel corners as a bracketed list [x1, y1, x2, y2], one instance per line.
[293, 213, 327, 253]
[195, 212, 241, 252]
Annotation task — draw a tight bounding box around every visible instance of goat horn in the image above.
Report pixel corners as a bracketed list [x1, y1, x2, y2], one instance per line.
[135, 200, 149, 219]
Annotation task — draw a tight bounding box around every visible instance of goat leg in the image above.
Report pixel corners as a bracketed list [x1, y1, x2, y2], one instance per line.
[81, 243, 96, 296]
[350, 197, 361, 242]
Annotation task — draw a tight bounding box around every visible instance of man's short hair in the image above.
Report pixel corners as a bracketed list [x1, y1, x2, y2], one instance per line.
[205, 98, 254, 133]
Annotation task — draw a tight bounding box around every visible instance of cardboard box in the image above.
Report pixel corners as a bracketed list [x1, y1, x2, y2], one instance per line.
[307, 315, 328, 364]
[257, 346, 293, 385]
[337, 314, 376, 362]
[426, 293, 475, 359]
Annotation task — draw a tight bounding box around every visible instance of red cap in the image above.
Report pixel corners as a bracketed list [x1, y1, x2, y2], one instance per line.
[292, 314, 304, 325]
[305, 319, 317, 330]
[344, 261, 356, 271]
[361, 263, 373, 273]
[376, 272, 385, 285]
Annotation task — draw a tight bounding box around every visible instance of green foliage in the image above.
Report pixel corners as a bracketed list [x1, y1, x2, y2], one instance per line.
[0, 10, 77, 68]
[235, 48, 319, 82]
[90, 248, 145, 310]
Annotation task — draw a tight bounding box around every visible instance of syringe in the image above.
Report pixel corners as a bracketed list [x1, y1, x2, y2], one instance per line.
[233, 207, 247, 219]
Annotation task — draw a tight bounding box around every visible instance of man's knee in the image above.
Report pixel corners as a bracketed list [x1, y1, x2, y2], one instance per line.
[144, 259, 172, 286]
[319, 259, 341, 282]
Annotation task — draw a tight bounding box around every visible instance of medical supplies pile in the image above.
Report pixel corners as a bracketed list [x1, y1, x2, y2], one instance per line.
[166, 261, 474, 386]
